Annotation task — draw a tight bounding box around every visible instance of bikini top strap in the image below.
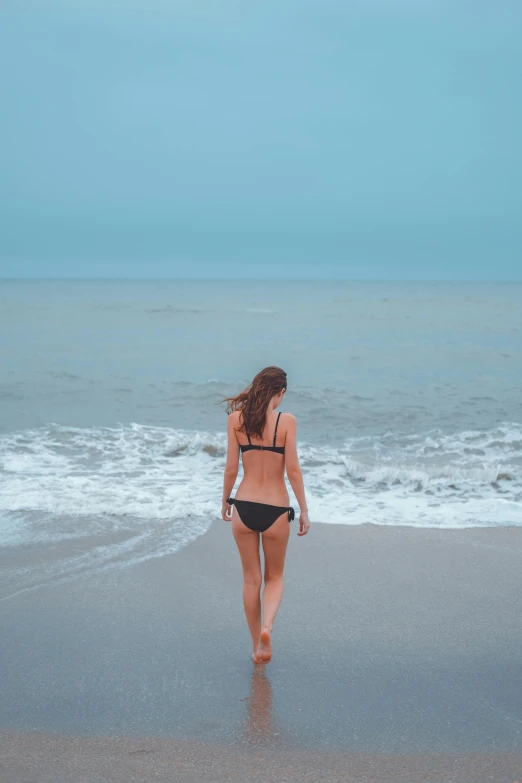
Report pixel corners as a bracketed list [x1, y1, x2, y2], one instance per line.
[246, 428, 252, 445]
[273, 411, 281, 447]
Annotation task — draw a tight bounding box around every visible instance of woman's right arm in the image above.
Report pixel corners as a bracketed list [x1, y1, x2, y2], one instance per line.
[284, 414, 310, 536]
[221, 411, 240, 521]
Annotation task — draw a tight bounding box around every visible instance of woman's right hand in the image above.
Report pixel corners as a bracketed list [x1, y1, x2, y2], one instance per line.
[298, 511, 310, 536]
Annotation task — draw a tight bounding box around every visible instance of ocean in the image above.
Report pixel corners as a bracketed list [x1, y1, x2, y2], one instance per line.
[1, 279, 521, 594]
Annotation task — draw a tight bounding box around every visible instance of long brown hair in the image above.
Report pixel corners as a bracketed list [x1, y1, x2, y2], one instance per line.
[222, 366, 287, 440]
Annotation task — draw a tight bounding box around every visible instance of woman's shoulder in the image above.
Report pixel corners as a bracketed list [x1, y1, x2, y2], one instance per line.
[280, 411, 296, 423]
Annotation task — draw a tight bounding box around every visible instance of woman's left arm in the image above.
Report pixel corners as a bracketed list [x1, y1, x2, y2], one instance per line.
[222, 412, 240, 521]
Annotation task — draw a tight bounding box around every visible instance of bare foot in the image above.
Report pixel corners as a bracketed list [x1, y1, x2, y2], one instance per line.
[254, 628, 272, 664]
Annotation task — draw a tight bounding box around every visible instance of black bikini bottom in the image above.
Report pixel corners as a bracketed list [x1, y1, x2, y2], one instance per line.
[227, 497, 295, 533]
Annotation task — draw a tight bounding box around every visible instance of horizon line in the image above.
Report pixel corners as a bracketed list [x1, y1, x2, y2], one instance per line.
[1, 276, 521, 284]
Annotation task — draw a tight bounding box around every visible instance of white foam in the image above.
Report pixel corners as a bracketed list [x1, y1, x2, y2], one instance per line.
[0, 423, 520, 550]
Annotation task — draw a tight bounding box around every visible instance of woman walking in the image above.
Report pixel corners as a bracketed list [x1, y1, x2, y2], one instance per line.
[221, 366, 310, 664]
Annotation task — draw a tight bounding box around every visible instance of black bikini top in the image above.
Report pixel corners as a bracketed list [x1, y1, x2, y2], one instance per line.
[240, 411, 285, 454]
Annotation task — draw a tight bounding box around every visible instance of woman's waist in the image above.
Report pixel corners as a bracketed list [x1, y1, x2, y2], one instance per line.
[235, 478, 289, 506]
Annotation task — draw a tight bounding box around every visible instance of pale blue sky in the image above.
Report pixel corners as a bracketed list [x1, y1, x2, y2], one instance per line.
[1, 1, 521, 279]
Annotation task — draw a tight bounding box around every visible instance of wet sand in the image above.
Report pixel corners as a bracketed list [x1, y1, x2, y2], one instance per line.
[2, 521, 522, 781]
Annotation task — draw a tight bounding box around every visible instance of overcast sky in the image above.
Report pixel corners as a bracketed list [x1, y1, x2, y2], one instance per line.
[1, 0, 521, 279]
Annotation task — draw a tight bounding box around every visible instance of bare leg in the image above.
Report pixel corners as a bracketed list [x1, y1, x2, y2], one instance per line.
[256, 511, 290, 663]
[231, 510, 262, 654]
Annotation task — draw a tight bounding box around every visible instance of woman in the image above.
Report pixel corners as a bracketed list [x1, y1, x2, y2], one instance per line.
[221, 366, 310, 664]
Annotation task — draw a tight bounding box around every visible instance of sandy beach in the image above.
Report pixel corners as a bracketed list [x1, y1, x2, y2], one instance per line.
[2, 521, 522, 781]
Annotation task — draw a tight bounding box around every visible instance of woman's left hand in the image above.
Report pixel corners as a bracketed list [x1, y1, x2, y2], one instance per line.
[298, 511, 311, 536]
[221, 500, 232, 521]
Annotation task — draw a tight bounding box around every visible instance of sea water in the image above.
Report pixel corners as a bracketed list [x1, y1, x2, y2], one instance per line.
[1, 279, 521, 590]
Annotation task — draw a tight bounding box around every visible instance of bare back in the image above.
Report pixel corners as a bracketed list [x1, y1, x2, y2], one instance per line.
[232, 409, 289, 505]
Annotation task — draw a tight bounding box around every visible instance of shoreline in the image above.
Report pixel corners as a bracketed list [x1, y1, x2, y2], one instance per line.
[2, 521, 522, 780]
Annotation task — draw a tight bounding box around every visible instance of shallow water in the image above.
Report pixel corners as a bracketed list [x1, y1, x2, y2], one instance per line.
[1, 279, 521, 585]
